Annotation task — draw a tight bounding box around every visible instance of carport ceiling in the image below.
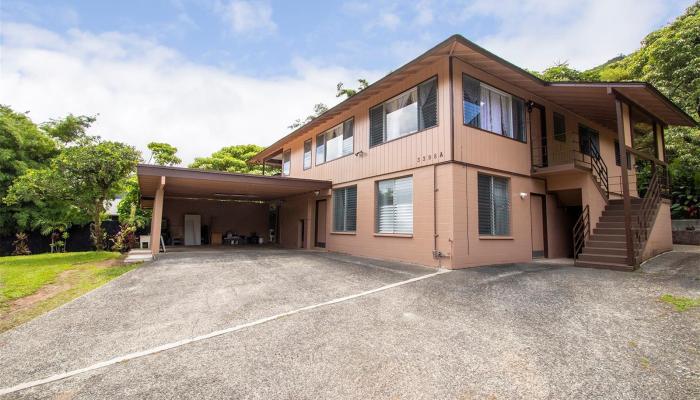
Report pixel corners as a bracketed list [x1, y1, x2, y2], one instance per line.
[137, 165, 332, 203]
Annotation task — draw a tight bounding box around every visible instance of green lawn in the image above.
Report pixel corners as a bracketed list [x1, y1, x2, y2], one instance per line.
[0, 251, 138, 332]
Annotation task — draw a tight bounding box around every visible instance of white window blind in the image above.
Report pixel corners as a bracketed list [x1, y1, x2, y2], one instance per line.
[376, 177, 413, 234]
[317, 118, 354, 164]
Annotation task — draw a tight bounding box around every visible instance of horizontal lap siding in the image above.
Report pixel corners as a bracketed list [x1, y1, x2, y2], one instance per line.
[284, 58, 451, 185]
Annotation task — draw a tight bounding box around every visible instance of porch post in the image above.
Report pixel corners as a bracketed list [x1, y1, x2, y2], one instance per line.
[150, 176, 166, 256]
[615, 99, 635, 265]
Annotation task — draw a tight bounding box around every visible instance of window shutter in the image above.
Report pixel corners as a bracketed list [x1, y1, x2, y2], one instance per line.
[492, 177, 510, 235]
[343, 118, 354, 156]
[418, 78, 438, 130]
[345, 186, 357, 231]
[462, 74, 481, 127]
[333, 189, 346, 232]
[614, 140, 621, 166]
[478, 175, 493, 235]
[369, 105, 384, 147]
[511, 96, 526, 142]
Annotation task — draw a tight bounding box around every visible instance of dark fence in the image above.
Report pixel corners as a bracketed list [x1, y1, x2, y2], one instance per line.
[0, 220, 123, 256]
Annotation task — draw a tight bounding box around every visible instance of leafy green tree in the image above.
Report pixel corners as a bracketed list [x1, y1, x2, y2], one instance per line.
[116, 176, 151, 228]
[0, 106, 59, 233]
[189, 144, 268, 174]
[336, 78, 369, 98]
[288, 103, 329, 130]
[147, 142, 182, 166]
[41, 114, 96, 144]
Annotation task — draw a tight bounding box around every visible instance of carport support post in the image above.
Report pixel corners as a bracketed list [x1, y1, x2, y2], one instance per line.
[150, 176, 166, 256]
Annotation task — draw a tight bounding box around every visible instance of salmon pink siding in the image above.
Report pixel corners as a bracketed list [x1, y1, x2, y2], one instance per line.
[270, 52, 671, 269]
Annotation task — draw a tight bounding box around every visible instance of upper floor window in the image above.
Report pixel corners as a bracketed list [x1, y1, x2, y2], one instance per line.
[463, 74, 526, 142]
[316, 118, 354, 164]
[282, 150, 291, 176]
[553, 112, 566, 142]
[303, 139, 312, 170]
[614, 140, 632, 169]
[333, 186, 357, 232]
[369, 77, 437, 147]
[478, 174, 510, 236]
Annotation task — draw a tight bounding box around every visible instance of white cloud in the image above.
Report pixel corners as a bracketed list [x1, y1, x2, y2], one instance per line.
[0, 23, 381, 165]
[378, 12, 401, 30]
[414, 0, 433, 26]
[458, 0, 682, 71]
[219, 0, 276, 34]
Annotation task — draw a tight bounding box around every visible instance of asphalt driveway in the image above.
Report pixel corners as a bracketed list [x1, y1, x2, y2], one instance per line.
[1, 247, 698, 399]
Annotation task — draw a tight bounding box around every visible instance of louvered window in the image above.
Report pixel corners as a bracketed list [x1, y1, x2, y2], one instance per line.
[303, 139, 312, 170]
[376, 177, 413, 234]
[579, 124, 600, 156]
[317, 118, 354, 164]
[282, 150, 291, 176]
[478, 174, 510, 236]
[333, 186, 357, 232]
[553, 112, 566, 142]
[369, 77, 437, 147]
[463, 74, 526, 142]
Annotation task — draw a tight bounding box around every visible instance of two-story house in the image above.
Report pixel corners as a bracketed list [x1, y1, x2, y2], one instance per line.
[138, 35, 696, 271]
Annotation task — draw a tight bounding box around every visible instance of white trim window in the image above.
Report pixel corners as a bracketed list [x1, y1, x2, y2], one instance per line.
[282, 150, 291, 176]
[463, 74, 526, 142]
[478, 174, 510, 236]
[333, 186, 357, 232]
[316, 118, 354, 164]
[376, 176, 413, 234]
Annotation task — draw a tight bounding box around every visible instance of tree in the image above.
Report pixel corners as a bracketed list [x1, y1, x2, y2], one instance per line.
[40, 114, 96, 144]
[116, 176, 152, 228]
[0, 106, 58, 234]
[147, 142, 182, 166]
[336, 78, 369, 98]
[56, 141, 142, 249]
[288, 103, 328, 130]
[189, 144, 267, 174]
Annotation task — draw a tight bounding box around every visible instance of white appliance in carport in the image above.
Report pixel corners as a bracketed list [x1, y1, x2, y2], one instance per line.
[184, 214, 201, 246]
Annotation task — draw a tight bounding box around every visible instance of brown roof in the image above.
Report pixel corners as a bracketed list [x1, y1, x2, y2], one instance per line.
[137, 164, 331, 202]
[250, 34, 696, 163]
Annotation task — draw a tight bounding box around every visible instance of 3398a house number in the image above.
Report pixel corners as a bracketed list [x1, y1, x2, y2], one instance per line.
[416, 152, 444, 163]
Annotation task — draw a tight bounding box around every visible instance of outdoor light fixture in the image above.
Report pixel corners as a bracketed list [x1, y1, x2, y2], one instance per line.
[520, 192, 528, 199]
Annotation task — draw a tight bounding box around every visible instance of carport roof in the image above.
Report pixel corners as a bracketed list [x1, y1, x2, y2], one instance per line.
[137, 164, 331, 204]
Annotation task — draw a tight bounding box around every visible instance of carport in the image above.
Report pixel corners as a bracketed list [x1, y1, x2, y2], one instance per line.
[137, 165, 332, 256]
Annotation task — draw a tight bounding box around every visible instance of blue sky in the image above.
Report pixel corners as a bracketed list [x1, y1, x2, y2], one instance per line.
[1, 0, 694, 163]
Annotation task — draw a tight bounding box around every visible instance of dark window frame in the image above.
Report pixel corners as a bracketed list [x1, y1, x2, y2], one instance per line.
[477, 173, 511, 236]
[332, 185, 358, 233]
[369, 75, 439, 149]
[462, 73, 527, 143]
[315, 117, 355, 165]
[553, 112, 566, 142]
[282, 149, 291, 176]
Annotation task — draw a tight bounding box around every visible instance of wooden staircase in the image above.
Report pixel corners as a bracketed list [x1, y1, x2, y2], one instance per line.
[575, 198, 643, 271]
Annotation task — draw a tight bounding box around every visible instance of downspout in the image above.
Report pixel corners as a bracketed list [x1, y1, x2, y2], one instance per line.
[433, 164, 440, 268]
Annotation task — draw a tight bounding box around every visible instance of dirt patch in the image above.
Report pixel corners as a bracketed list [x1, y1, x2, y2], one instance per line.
[2, 270, 76, 318]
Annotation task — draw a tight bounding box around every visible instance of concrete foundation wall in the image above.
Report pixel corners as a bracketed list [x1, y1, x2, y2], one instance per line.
[642, 201, 673, 260]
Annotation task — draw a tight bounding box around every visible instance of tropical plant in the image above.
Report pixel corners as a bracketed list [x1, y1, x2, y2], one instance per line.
[12, 233, 31, 256]
[189, 144, 270, 174]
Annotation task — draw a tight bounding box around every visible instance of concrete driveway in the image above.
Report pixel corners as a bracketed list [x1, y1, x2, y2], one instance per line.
[1, 247, 698, 399]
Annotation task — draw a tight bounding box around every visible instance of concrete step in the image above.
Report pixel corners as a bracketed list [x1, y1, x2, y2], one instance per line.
[589, 234, 626, 242]
[577, 253, 629, 264]
[585, 240, 627, 249]
[609, 198, 643, 205]
[582, 247, 628, 256]
[597, 222, 625, 229]
[574, 260, 635, 272]
[606, 204, 642, 211]
[603, 210, 641, 217]
[598, 216, 625, 223]
[593, 227, 626, 235]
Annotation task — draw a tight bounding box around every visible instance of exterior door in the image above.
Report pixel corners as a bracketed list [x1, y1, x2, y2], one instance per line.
[530, 195, 546, 258]
[184, 214, 201, 246]
[315, 200, 327, 248]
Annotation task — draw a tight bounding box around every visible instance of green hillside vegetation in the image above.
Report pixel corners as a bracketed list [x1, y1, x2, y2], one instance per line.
[534, 2, 699, 218]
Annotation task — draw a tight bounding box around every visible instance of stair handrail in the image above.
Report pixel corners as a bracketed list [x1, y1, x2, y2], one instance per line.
[633, 170, 662, 260]
[573, 204, 590, 259]
[586, 136, 609, 198]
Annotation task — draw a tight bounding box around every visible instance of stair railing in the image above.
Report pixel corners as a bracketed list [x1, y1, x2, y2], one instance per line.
[586, 136, 609, 198]
[633, 170, 662, 261]
[573, 205, 590, 259]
